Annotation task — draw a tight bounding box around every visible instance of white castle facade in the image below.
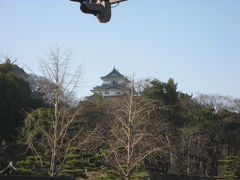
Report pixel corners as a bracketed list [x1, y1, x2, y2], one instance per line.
[91, 67, 130, 98]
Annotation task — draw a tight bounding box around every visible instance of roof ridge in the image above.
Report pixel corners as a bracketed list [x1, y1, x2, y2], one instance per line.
[101, 67, 125, 79]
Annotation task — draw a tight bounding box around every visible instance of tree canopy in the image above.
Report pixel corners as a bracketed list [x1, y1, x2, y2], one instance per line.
[0, 60, 33, 141]
[1, 59, 240, 179]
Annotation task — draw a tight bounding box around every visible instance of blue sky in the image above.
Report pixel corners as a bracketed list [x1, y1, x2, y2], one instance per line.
[0, 0, 240, 98]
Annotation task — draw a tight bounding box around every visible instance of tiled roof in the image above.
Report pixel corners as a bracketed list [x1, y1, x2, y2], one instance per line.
[101, 67, 125, 79]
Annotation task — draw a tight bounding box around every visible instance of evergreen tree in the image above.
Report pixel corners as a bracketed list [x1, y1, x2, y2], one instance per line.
[59, 147, 102, 179]
[219, 156, 240, 180]
[16, 155, 49, 176]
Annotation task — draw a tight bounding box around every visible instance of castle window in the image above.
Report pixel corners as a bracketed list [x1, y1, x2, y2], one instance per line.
[105, 91, 109, 95]
[112, 81, 116, 85]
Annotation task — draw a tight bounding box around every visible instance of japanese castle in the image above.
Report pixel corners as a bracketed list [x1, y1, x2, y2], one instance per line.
[91, 67, 130, 98]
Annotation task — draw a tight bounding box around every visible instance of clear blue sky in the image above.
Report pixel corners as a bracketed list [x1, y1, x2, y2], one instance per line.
[0, 0, 240, 98]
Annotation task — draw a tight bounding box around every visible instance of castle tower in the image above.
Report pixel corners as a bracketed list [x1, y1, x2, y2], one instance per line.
[91, 67, 130, 98]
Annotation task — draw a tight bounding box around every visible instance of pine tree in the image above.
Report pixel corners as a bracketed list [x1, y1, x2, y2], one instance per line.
[58, 147, 102, 179]
[219, 156, 240, 180]
[16, 155, 49, 176]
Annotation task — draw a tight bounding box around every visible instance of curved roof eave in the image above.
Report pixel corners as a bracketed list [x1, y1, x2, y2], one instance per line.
[101, 67, 125, 79]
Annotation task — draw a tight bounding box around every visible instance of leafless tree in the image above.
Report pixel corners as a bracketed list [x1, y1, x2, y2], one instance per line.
[105, 81, 168, 180]
[233, 98, 240, 113]
[22, 47, 96, 176]
[196, 94, 237, 112]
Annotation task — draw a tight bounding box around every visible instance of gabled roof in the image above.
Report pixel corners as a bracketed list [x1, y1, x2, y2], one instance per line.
[101, 67, 125, 79]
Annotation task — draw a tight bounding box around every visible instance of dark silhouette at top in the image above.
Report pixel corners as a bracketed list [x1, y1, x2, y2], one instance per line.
[70, 0, 127, 23]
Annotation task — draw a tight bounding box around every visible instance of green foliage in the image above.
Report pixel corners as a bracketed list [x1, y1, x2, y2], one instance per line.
[131, 171, 149, 179]
[99, 169, 122, 180]
[189, 107, 216, 130]
[16, 108, 53, 175]
[141, 78, 187, 128]
[16, 147, 103, 179]
[2, 59, 240, 178]
[21, 108, 54, 147]
[0, 59, 14, 73]
[16, 155, 49, 176]
[0, 68, 30, 141]
[97, 169, 148, 180]
[0, 60, 45, 170]
[141, 78, 178, 106]
[58, 147, 102, 179]
[219, 156, 240, 180]
[77, 98, 111, 141]
[78, 98, 110, 128]
[0, 60, 44, 142]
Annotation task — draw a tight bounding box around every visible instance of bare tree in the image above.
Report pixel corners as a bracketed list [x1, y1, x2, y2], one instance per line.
[196, 94, 237, 112]
[105, 81, 168, 180]
[22, 47, 92, 176]
[233, 98, 240, 113]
